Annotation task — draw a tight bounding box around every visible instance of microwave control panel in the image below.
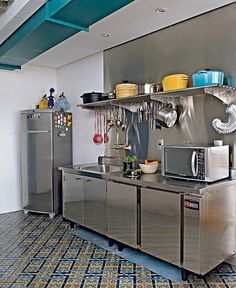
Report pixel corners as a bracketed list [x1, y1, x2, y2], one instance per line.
[197, 149, 205, 180]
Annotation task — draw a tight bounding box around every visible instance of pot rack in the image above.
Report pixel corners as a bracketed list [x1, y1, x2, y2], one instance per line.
[77, 85, 236, 112]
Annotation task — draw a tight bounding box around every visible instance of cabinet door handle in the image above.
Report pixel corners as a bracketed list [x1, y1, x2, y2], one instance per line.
[76, 177, 81, 180]
[85, 179, 92, 182]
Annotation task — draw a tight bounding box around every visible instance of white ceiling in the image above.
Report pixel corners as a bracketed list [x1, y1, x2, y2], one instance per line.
[0, 0, 235, 69]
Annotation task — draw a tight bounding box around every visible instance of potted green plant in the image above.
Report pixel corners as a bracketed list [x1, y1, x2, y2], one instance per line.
[122, 155, 138, 171]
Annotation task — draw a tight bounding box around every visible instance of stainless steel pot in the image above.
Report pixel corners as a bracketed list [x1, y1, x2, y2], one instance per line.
[138, 81, 159, 95]
[104, 91, 116, 99]
[156, 105, 177, 128]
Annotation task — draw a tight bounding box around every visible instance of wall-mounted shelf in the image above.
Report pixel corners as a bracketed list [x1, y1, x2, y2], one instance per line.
[77, 94, 151, 111]
[77, 85, 236, 112]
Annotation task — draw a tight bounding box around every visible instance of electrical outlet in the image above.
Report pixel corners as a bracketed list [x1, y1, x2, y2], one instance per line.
[157, 138, 164, 150]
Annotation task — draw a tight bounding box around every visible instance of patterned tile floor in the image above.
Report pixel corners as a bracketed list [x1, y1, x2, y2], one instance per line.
[0, 212, 236, 287]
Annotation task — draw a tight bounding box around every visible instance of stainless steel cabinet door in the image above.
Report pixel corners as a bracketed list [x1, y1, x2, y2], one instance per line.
[141, 188, 181, 266]
[83, 177, 107, 234]
[62, 172, 84, 224]
[184, 187, 236, 275]
[107, 181, 137, 248]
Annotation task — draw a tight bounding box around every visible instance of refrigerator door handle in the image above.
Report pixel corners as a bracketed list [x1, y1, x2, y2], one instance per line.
[23, 130, 50, 133]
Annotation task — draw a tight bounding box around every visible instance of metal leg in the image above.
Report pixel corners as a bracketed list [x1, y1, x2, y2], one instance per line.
[117, 243, 124, 252]
[23, 210, 29, 215]
[49, 213, 55, 219]
[69, 221, 75, 229]
[181, 268, 189, 281]
[108, 239, 114, 247]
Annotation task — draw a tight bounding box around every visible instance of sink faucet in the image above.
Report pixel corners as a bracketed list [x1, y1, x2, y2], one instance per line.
[106, 122, 132, 155]
[98, 155, 121, 166]
[111, 144, 132, 150]
[98, 156, 115, 165]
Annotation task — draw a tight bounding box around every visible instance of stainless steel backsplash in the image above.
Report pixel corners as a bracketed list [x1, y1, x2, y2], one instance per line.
[104, 3, 236, 168]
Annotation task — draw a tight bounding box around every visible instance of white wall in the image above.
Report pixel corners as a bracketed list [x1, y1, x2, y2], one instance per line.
[57, 52, 105, 164]
[0, 52, 103, 214]
[0, 64, 57, 214]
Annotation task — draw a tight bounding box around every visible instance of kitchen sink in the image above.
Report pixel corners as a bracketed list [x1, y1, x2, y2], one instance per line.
[80, 164, 121, 174]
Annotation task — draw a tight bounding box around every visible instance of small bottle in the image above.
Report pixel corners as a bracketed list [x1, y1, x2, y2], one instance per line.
[48, 95, 54, 108]
[48, 88, 55, 108]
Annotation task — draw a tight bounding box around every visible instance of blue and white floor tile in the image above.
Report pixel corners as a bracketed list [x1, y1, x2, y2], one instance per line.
[0, 211, 235, 287]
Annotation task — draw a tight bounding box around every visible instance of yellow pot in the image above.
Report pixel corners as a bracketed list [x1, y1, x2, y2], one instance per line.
[115, 83, 137, 98]
[162, 74, 189, 91]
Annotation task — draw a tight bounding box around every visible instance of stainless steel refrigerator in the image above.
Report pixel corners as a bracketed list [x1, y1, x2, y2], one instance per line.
[20, 109, 72, 218]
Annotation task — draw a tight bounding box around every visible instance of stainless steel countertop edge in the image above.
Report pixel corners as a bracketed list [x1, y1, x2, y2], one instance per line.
[59, 165, 236, 195]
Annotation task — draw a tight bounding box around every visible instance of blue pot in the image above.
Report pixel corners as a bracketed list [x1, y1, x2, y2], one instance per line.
[192, 70, 224, 87]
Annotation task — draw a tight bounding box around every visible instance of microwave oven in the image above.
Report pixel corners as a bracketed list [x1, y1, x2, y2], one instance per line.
[161, 145, 229, 182]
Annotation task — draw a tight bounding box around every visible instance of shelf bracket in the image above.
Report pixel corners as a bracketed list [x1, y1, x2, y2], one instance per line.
[204, 86, 236, 105]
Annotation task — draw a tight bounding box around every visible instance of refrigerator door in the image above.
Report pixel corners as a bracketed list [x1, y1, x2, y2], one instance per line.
[52, 112, 73, 214]
[21, 111, 53, 213]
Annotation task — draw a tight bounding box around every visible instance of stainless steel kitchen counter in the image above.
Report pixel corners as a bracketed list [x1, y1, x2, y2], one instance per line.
[60, 164, 236, 276]
[59, 164, 236, 195]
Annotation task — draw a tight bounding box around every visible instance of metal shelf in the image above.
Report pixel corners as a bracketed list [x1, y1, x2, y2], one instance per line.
[77, 85, 236, 112]
[77, 94, 151, 111]
[150, 85, 217, 99]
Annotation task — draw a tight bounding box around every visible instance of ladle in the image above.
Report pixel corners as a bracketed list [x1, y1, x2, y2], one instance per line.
[116, 107, 122, 127]
[93, 112, 103, 144]
[121, 108, 127, 131]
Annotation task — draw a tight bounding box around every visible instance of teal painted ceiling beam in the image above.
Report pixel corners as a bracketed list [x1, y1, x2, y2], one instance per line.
[0, 0, 134, 70]
[45, 1, 89, 32]
[0, 64, 21, 71]
[47, 0, 135, 29]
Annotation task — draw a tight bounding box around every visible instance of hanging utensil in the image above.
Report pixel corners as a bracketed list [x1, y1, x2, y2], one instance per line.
[97, 113, 104, 143]
[93, 112, 99, 143]
[150, 102, 154, 130]
[116, 107, 122, 127]
[121, 109, 126, 131]
[137, 103, 143, 123]
[104, 113, 109, 143]
[93, 112, 103, 144]
[107, 109, 114, 127]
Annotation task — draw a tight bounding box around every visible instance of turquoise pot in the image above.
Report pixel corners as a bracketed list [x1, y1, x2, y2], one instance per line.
[192, 70, 224, 87]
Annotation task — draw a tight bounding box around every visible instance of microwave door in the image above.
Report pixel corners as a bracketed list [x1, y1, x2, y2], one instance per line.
[164, 148, 198, 179]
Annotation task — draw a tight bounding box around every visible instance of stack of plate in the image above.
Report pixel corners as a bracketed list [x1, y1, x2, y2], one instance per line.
[115, 83, 137, 98]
